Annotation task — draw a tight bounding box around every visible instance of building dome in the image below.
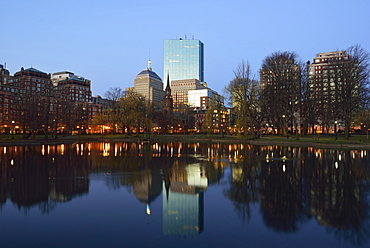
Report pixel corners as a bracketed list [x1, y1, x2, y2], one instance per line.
[137, 69, 162, 81]
[136, 60, 162, 81]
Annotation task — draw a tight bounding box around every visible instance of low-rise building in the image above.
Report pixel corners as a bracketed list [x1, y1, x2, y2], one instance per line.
[170, 78, 207, 108]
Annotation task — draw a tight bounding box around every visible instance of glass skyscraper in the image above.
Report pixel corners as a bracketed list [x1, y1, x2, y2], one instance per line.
[164, 39, 204, 82]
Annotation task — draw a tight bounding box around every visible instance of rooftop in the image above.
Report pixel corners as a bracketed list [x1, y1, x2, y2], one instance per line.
[137, 69, 162, 81]
[24, 67, 47, 74]
[60, 76, 88, 83]
[52, 71, 74, 76]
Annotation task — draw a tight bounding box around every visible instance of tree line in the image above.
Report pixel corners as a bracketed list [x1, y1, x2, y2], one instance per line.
[224, 45, 370, 140]
[12, 87, 89, 139]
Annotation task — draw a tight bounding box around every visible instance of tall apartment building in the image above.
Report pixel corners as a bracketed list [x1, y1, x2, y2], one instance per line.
[307, 51, 351, 123]
[130, 60, 164, 108]
[13, 67, 53, 96]
[51, 71, 95, 132]
[51, 71, 92, 103]
[0, 64, 13, 127]
[164, 38, 204, 82]
[10, 67, 54, 132]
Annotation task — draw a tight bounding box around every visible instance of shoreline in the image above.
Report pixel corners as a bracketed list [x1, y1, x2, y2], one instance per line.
[1, 134, 370, 149]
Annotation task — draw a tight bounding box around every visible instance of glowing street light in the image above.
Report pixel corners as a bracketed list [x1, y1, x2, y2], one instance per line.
[11, 120, 15, 139]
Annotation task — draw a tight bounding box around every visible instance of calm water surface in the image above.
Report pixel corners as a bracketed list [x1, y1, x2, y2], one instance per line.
[0, 142, 369, 248]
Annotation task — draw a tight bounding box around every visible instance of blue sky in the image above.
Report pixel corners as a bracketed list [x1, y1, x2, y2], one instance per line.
[1, 0, 369, 96]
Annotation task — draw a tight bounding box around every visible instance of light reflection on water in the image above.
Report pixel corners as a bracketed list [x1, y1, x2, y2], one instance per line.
[0, 142, 369, 248]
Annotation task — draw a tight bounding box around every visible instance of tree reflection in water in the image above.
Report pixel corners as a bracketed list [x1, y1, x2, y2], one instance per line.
[304, 149, 370, 246]
[223, 145, 370, 245]
[223, 145, 260, 222]
[0, 142, 369, 245]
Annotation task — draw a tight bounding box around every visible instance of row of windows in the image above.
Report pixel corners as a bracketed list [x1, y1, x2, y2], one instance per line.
[310, 82, 337, 87]
[31, 78, 44, 83]
[314, 56, 348, 63]
[70, 86, 87, 90]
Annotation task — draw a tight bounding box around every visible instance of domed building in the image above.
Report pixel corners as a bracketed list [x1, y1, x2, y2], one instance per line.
[129, 60, 165, 108]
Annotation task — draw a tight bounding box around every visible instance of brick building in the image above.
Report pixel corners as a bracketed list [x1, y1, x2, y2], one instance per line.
[307, 51, 351, 126]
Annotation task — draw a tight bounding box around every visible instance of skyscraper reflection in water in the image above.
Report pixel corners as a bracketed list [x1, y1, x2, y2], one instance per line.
[162, 163, 207, 237]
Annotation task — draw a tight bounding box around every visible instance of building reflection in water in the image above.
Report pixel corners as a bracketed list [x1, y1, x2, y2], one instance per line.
[0, 142, 369, 246]
[131, 167, 162, 215]
[0, 145, 90, 213]
[162, 163, 207, 237]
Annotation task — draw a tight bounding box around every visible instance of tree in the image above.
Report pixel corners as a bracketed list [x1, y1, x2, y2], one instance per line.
[202, 100, 214, 135]
[225, 60, 260, 138]
[353, 105, 370, 138]
[104, 87, 125, 134]
[338, 45, 370, 139]
[260, 52, 302, 137]
[92, 113, 109, 136]
[17, 93, 42, 139]
[177, 103, 195, 135]
[121, 89, 152, 136]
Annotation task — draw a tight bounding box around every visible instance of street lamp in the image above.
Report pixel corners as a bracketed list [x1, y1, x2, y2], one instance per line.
[11, 121, 15, 139]
[334, 120, 338, 140]
[282, 115, 287, 137]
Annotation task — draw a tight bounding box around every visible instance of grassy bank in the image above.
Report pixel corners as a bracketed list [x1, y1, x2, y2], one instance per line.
[1, 133, 370, 148]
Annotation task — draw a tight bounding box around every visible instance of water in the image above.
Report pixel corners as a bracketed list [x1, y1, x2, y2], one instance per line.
[0, 142, 369, 248]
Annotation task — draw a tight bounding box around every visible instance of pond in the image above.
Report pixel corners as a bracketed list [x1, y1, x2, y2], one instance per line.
[0, 142, 369, 248]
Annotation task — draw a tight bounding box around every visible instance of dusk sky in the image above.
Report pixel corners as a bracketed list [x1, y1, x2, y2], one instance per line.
[2, 0, 369, 97]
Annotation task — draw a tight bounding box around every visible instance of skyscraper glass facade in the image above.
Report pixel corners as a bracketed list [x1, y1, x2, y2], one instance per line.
[164, 39, 204, 82]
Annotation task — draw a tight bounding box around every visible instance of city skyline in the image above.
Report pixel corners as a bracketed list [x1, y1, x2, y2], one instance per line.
[1, 0, 369, 97]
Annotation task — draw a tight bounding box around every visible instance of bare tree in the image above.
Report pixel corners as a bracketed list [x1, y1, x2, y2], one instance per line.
[16, 92, 46, 139]
[177, 103, 195, 135]
[104, 87, 125, 134]
[260, 52, 302, 137]
[338, 45, 370, 139]
[105, 87, 125, 102]
[225, 60, 260, 138]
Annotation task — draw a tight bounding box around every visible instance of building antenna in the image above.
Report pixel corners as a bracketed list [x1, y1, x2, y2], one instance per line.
[148, 59, 152, 71]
